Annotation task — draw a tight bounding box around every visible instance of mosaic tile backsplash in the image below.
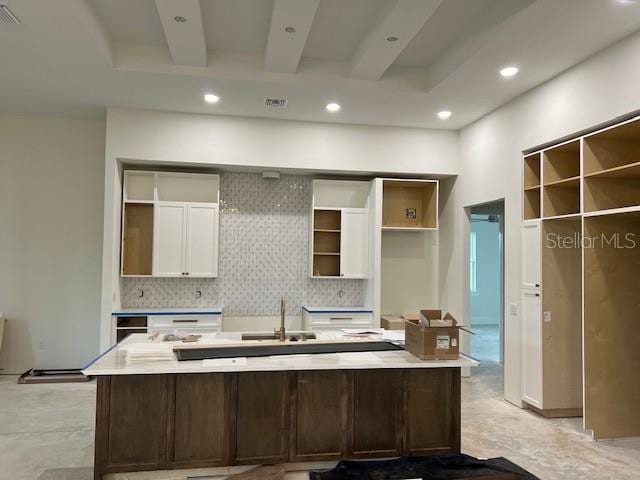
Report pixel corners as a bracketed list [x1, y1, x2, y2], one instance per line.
[120, 172, 365, 315]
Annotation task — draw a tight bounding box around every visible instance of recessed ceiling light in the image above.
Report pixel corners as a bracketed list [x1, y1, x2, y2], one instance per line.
[437, 110, 452, 120]
[174, 16, 187, 23]
[500, 66, 519, 78]
[386, 36, 398, 42]
[284, 26, 296, 33]
[326, 102, 341, 113]
[204, 93, 220, 104]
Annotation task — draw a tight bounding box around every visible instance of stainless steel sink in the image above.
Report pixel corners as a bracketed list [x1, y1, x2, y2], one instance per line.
[241, 332, 316, 341]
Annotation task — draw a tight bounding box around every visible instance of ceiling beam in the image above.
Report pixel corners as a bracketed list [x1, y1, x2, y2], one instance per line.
[155, 0, 207, 67]
[265, 0, 320, 74]
[350, 0, 442, 80]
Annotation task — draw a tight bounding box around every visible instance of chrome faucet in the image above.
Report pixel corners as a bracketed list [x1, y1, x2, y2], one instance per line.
[275, 297, 286, 342]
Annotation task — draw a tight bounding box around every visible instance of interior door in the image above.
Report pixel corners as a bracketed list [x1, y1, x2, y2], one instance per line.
[340, 209, 368, 278]
[522, 289, 543, 408]
[186, 204, 218, 277]
[522, 220, 541, 289]
[154, 204, 186, 276]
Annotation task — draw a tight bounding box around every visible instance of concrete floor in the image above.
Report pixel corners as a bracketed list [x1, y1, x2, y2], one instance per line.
[471, 325, 501, 363]
[1, 367, 640, 480]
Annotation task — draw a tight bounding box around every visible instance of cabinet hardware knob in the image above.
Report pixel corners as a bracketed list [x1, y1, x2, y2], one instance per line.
[535, 283, 540, 287]
[535, 293, 540, 297]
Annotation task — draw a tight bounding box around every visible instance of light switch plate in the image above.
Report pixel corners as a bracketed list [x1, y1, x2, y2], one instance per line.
[544, 311, 552, 323]
[510, 303, 518, 316]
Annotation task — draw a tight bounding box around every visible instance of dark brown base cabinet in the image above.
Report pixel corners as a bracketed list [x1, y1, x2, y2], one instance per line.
[93, 368, 461, 479]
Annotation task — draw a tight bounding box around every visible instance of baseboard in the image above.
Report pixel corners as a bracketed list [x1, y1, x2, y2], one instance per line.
[527, 403, 583, 418]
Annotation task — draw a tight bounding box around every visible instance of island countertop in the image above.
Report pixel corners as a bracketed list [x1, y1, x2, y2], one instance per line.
[83, 332, 478, 376]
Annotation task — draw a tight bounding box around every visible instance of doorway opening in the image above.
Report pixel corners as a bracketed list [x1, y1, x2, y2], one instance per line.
[469, 201, 504, 365]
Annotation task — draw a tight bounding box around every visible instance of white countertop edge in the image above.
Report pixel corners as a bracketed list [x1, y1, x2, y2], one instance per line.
[302, 306, 373, 313]
[112, 307, 222, 316]
[83, 354, 478, 376]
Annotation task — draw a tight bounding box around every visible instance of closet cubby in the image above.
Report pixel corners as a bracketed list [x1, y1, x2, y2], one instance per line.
[583, 119, 640, 212]
[523, 154, 541, 220]
[543, 141, 580, 184]
[543, 180, 580, 218]
[583, 212, 640, 439]
[382, 179, 438, 230]
[523, 189, 541, 220]
[312, 209, 342, 277]
[122, 203, 154, 276]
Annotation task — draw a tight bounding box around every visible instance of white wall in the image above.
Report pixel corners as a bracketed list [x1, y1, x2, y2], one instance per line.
[441, 30, 640, 406]
[102, 109, 460, 350]
[0, 114, 105, 373]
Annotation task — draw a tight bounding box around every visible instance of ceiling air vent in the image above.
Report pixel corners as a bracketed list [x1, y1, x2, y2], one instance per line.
[0, 4, 20, 24]
[264, 98, 288, 108]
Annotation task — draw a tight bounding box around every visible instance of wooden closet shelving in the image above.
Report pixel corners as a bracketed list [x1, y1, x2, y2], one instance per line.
[522, 114, 640, 440]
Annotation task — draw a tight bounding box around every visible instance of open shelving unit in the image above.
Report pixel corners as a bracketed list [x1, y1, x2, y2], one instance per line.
[522, 113, 640, 439]
[542, 140, 581, 218]
[523, 153, 541, 220]
[312, 210, 342, 277]
[381, 179, 438, 230]
[583, 119, 640, 213]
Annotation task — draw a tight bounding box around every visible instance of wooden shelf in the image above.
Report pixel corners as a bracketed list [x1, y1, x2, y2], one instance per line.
[313, 252, 340, 256]
[584, 118, 640, 176]
[314, 210, 341, 231]
[543, 182, 580, 218]
[382, 179, 438, 229]
[381, 226, 437, 232]
[543, 141, 580, 184]
[524, 153, 541, 189]
[543, 176, 580, 188]
[312, 254, 340, 277]
[524, 189, 541, 220]
[524, 184, 541, 192]
[584, 160, 640, 179]
[122, 203, 154, 276]
[314, 229, 340, 233]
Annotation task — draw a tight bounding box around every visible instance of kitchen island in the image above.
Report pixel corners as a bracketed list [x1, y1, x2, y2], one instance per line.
[84, 332, 477, 480]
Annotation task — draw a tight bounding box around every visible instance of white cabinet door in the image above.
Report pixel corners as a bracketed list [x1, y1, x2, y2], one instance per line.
[154, 204, 187, 276]
[186, 204, 218, 277]
[340, 209, 368, 278]
[522, 289, 543, 408]
[522, 220, 541, 289]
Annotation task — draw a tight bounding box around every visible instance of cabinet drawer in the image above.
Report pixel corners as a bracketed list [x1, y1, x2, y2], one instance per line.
[148, 315, 222, 328]
[306, 312, 373, 330]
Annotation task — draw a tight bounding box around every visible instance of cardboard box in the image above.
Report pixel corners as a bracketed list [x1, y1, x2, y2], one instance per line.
[381, 315, 406, 330]
[405, 309, 466, 360]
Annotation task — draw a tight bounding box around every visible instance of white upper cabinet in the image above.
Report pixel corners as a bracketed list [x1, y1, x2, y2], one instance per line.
[122, 171, 219, 278]
[340, 209, 368, 278]
[310, 180, 371, 278]
[154, 204, 187, 276]
[186, 204, 219, 277]
[522, 220, 541, 289]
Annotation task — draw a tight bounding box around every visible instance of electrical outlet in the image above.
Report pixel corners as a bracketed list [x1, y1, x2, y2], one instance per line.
[338, 289, 345, 298]
[510, 303, 518, 316]
[195, 290, 202, 299]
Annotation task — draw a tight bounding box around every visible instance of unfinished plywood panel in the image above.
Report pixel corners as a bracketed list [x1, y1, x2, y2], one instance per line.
[313, 254, 340, 277]
[382, 180, 437, 229]
[541, 219, 582, 412]
[122, 204, 153, 276]
[524, 154, 541, 188]
[583, 176, 640, 213]
[543, 141, 580, 184]
[314, 210, 341, 231]
[584, 213, 640, 439]
[543, 181, 580, 218]
[583, 119, 640, 175]
[524, 189, 541, 220]
[313, 231, 340, 254]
